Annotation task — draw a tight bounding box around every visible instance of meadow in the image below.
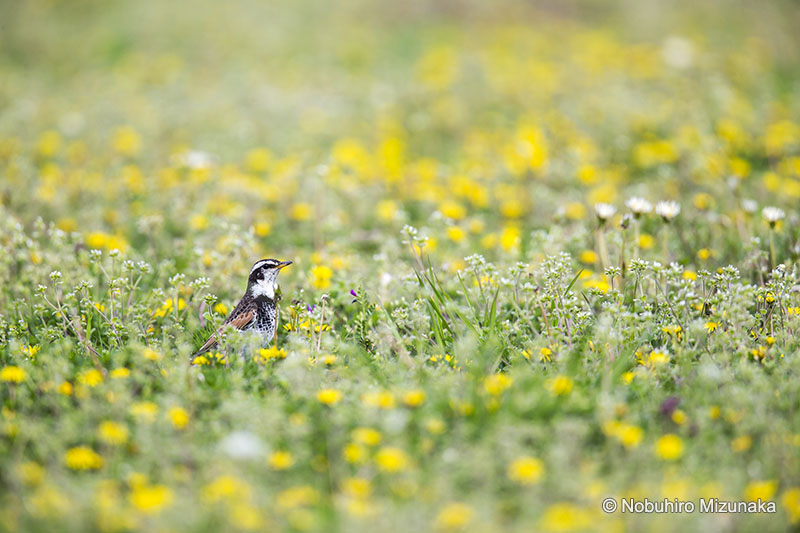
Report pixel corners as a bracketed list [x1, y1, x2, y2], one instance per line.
[2, 0, 800, 531]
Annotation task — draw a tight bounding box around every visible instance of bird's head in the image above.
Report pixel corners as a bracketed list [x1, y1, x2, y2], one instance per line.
[247, 258, 292, 299]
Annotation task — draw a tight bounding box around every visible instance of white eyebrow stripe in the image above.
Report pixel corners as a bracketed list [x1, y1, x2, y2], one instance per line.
[250, 260, 269, 274]
[250, 259, 277, 274]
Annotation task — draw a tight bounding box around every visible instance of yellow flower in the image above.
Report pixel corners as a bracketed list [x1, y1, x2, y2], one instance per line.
[546, 375, 573, 397]
[374, 447, 410, 473]
[425, 418, 446, 434]
[168, 407, 189, 429]
[64, 446, 103, 470]
[376, 200, 398, 221]
[417, 45, 458, 90]
[130, 401, 158, 422]
[507, 456, 544, 485]
[317, 388, 342, 406]
[277, 485, 319, 509]
[0, 366, 26, 383]
[655, 434, 684, 460]
[705, 321, 718, 333]
[446, 226, 466, 243]
[290, 203, 313, 221]
[352, 427, 382, 447]
[310, 264, 333, 290]
[362, 391, 396, 409]
[483, 374, 513, 396]
[230, 503, 264, 530]
[579, 250, 598, 264]
[342, 477, 372, 499]
[268, 450, 295, 470]
[246, 147, 272, 172]
[98, 421, 129, 445]
[204, 475, 251, 503]
[110, 368, 130, 379]
[731, 435, 752, 453]
[190, 214, 208, 230]
[129, 484, 173, 514]
[112, 126, 142, 157]
[539, 502, 593, 531]
[78, 368, 103, 387]
[402, 390, 426, 408]
[142, 347, 161, 361]
[439, 201, 466, 221]
[343, 443, 366, 464]
[638, 233, 655, 249]
[21, 345, 40, 358]
[58, 381, 73, 395]
[258, 346, 287, 362]
[18, 462, 45, 486]
[618, 424, 644, 449]
[563, 201, 587, 220]
[647, 349, 670, 367]
[435, 502, 474, 531]
[37, 130, 62, 157]
[499, 224, 520, 252]
[783, 488, 800, 524]
[254, 221, 271, 237]
[744, 480, 778, 502]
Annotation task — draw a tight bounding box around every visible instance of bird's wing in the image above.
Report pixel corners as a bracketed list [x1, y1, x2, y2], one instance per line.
[192, 298, 256, 357]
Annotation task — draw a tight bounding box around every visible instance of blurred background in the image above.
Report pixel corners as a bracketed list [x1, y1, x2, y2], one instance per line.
[2, 0, 799, 155]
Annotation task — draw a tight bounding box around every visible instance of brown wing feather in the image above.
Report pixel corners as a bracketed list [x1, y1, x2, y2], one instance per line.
[192, 297, 256, 357]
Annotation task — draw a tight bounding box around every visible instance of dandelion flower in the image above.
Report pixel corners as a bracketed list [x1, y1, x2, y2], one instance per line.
[655, 434, 684, 460]
[435, 502, 474, 531]
[507, 456, 544, 485]
[317, 388, 342, 405]
[168, 407, 190, 429]
[97, 421, 129, 445]
[129, 484, 173, 514]
[268, 451, 295, 470]
[546, 375, 573, 396]
[64, 446, 103, 470]
[0, 366, 26, 383]
[374, 447, 410, 472]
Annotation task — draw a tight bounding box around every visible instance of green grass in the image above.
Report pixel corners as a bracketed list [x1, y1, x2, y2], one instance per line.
[2, 0, 800, 531]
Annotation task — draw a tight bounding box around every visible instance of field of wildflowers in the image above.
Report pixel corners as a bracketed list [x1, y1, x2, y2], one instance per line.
[2, 0, 800, 531]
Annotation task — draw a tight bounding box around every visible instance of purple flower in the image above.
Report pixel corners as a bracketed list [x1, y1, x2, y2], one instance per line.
[350, 289, 358, 297]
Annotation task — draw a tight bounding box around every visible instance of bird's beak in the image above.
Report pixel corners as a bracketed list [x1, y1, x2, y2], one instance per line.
[277, 260, 293, 270]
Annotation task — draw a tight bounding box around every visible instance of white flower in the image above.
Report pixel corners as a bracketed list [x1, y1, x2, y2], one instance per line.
[661, 36, 694, 70]
[594, 203, 616, 222]
[762, 206, 785, 227]
[625, 197, 653, 216]
[173, 150, 214, 169]
[219, 431, 264, 460]
[741, 199, 758, 213]
[655, 201, 681, 221]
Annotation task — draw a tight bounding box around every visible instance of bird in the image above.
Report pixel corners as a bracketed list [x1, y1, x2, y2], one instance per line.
[193, 258, 292, 358]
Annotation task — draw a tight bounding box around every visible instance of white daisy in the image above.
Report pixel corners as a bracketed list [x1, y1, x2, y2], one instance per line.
[594, 203, 616, 222]
[626, 197, 653, 216]
[655, 201, 681, 222]
[762, 206, 785, 227]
